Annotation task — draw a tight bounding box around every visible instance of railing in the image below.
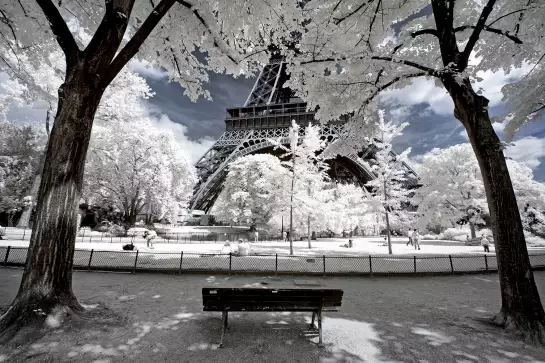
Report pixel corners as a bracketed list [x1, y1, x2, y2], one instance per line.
[2, 246, 544, 276]
[0, 227, 280, 244]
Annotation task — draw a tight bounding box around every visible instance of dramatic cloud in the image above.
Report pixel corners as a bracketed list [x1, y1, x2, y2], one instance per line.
[380, 65, 531, 116]
[505, 136, 545, 169]
[149, 114, 215, 163]
[128, 59, 168, 80]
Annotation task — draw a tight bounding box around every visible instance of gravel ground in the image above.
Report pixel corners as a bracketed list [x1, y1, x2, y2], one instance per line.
[1, 269, 545, 362]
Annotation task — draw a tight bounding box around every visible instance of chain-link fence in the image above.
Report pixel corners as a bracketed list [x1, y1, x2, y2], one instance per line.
[2, 245, 544, 276]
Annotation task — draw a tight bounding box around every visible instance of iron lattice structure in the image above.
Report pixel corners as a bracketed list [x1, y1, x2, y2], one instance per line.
[191, 60, 417, 212]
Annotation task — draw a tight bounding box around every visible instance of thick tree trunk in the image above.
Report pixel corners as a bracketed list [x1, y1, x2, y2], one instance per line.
[0, 68, 103, 340]
[469, 222, 476, 239]
[444, 76, 545, 343]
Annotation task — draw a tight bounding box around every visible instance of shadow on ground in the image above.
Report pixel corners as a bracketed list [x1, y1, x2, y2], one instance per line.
[1, 269, 545, 362]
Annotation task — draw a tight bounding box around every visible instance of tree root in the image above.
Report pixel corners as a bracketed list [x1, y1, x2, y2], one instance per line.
[481, 310, 545, 346]
[0, 293, 123, 347]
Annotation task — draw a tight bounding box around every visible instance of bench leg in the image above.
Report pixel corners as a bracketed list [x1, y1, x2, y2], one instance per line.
[219, 310, 227, 348]
[317, 309, 323, 346]
[309, 311, 316, 329]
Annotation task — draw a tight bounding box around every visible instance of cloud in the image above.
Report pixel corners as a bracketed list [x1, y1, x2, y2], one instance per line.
[505, 136, 545, 169]
[149, 113, 215, 163]
[380, 77, 453, 115]
[380, 65, 532, 116]
[128, 59, 168, 80]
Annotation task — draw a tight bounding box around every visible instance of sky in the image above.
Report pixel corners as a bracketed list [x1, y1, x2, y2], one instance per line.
[3, 57, 544, 181]
[132, 62, 545, 181]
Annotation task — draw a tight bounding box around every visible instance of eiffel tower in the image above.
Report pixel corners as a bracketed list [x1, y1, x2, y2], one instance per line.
[190, 57, 417, 212]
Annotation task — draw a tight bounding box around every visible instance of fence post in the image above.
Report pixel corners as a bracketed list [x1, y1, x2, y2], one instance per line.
[22, 227, 26, 240]
[484, 255, 488, 273]
[81, 228, 85, 242]
[176, 233, 179, 242]
[275, 254, 278, 276]
[88, 249, 94, 271]
[110, 235, 113, 243]
[323, 255, 326, 277]
[4, 246, 11, 266]
[100, 233, 103, 242]
[229, 252, 232, 275]
[179, 251, 184, 275]
[414, 256, 417, 274]
[369, 255, 373, 276]
[133, 250, 139, 274]
[449, 255, 454, 275]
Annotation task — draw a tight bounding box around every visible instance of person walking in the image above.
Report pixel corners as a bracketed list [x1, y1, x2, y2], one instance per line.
[254, 230, 259, 243]
[282, 231, 287, 242]
[406, 229, 413, 246]
[481, 235, 490, 253]
[413, 229, 420, 250]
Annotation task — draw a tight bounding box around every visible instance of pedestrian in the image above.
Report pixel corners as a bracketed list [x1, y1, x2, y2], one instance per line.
[406, 229, 413, 246]
[286, 230, 290, 241]
[254, 230, 259, 243]
[143, 230, 157, 249]
[282, 231, 287, 242]
[413, 228, 420, 250]
[481, 235, 490, 253]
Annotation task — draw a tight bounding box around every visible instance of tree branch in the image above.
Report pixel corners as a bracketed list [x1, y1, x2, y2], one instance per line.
[370, 56, 439, 76]
[177, 0, 238, 64]
[411, 29, 439, 38]
[360, 72, 427, 108]
[333, 0, 373, 25]
[35, 0, 80, 70]
[460, 0, 498, 69]
[455, 25, 522, 45]
[106, 0, 176, 85]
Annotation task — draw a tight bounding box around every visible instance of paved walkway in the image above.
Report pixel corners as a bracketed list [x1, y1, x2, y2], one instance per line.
[1, 269, 545, 362]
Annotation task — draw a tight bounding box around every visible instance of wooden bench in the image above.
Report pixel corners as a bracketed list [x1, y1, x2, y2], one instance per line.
[202, 287, 343, 347]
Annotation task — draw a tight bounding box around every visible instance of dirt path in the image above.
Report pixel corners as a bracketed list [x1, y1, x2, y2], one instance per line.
[1, 268, 545, 362]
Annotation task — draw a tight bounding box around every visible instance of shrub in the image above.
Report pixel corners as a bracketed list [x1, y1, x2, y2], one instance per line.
[106, 224, 126, 237]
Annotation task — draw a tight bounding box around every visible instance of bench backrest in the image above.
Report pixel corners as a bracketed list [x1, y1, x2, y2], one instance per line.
[202, 287, 343, 312]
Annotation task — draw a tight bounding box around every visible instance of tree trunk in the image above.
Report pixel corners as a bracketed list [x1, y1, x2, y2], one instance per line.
[444, 76, 545, 342]
[385, 211, 392, 255]
[307, 215, 311, 249]
[469, 222, 476, 239]
[0, 68, 104, 340]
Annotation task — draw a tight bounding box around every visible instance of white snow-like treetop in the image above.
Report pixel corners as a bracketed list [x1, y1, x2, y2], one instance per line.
[0, 0, 302, 102]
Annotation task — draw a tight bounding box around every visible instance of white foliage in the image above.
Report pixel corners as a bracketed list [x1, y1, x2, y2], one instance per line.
[0, 0, 303, 103]
[415, 143, 545, 232]
[212, 154, 289, 228]
[414, 144, 488, 229]
[365, 112, 412, 217]
[84, 120, 197, 223]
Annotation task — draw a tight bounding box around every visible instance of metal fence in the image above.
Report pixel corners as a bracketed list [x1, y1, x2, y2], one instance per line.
[0, 226, 280, 244]
[2, 246, 545, 276]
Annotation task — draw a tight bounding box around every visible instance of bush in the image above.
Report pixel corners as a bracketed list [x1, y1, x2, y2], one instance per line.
[106, 224, 126, 237]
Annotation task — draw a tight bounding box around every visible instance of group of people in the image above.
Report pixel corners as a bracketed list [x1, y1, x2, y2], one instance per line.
[407, 229, 421, 250]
